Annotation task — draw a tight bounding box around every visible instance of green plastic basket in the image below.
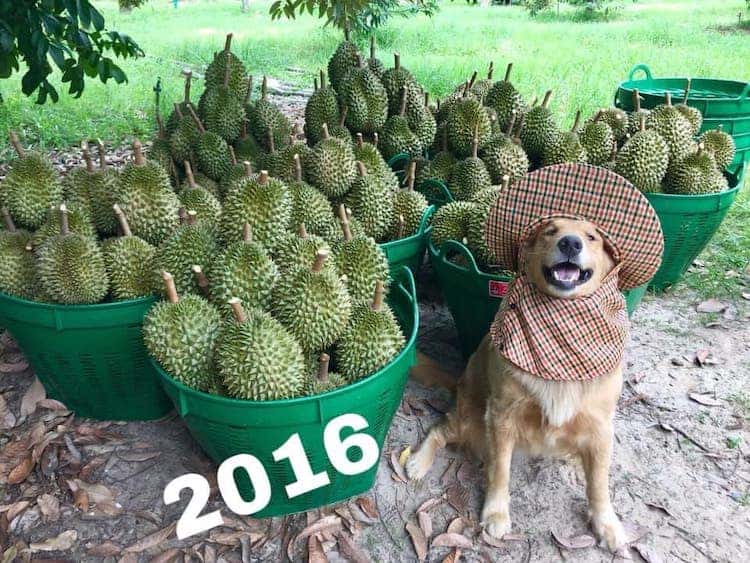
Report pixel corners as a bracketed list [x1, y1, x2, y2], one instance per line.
[387, 153, 410, 173]
[419, 179, 455, 208]
[645, 162, 745, 290]
[428, 238, 648, 358]
[0, 293, 171, 421]
[153, 267, 418, 518]
[379, 206, 435, 275]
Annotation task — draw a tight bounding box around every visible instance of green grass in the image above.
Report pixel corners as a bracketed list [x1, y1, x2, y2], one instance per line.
[0, 0, 748, 298]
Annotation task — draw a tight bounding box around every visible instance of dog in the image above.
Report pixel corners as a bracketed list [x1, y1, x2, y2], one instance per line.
[406, 217, 629, 551]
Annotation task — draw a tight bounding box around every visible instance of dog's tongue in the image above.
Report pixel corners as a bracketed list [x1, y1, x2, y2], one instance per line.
[553, 263, 580, 282]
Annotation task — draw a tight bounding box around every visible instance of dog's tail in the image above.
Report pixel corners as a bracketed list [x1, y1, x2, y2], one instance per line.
[410, 352, 459, 393]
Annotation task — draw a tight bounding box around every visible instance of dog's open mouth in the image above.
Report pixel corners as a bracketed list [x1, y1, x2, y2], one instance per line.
[543, 262, 593, 290]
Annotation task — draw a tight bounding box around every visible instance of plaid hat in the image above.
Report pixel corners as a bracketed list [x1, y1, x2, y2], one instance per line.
[485, 163, 664, 290]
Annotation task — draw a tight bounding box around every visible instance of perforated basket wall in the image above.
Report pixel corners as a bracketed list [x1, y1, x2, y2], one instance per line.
[0, 293, 171, 420]
[379, 206, 434, 275]
[154, 267, 418, 517]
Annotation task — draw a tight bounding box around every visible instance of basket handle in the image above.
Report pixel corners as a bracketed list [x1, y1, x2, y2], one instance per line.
[437, 239, 482, 275]
[419, 179, 454, 204]
[387, 153, 409, 172]
[738, 82, 750, 102]
[392, 264, 417, 310]
[627, 64, 653, 82]
[417, 205, 436, 234]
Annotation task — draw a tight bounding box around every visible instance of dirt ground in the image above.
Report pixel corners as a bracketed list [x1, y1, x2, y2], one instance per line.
[1, 262, 748, 562]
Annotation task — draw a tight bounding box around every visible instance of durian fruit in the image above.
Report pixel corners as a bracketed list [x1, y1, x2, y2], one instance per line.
[103, 204, 157, 300]
[466, 176, 506, 267]
[0, 209, 36, 299]
[430, 201, 476, 248]
[1, 131, 63, 230]
[60, 143, 97, 215]
[307, 123, 357, 198]
[266, 135, 313, 184]
[340, 54, 388, 135]
[248, 76, 292, 152]
[428, 128, 457, 184]
[542, 110, 588, 166]
[234, 117, 264, 167]
[367, 36, 385, 79]
[169, 103, 198, 165]
[273, 249, 351, 353]
[287, 154, 340, 243]
[166, 70, 195, 136]
[471, 62, 495, 101]
[191, 265, 211, 299]
[188, 105, 234, 181]
[449, 125, 492, 200]
[599, 108, 629, 143]
[406, 87, 437, 150]
[328, 105, 354, 145]
[382, 52, 416, 116]
[646, 92, 696, 163]
[209, 223, 278, 313]
[220, 168, 291, 249]
[675, 79, 703, 135]
[306, 353, 346, 396]
[699, 126, 735, 169]
[86, 140, 121, 237]
[334, 281, 405, 382]
[665, 144, 726, 195]
[274, 224, 333, 274]
[480, 114, 529, 184]
[31, 200, 96, 247]
[149, 116, 177, 180]
[485, 63, 528, 133]
[203, 33, 249, 103]
[614, 115, 669, 193]
[178, 161, 222, 235]
[203, 57, 246, 143]
[304, 70, 341, 146]
[389, 161, 429, 239]
[154, 210, 218, 297]
[627, 88, 651, 136]
[333, 205, 390, 307]
[117, 140, 180, 245]
[471, 182, 503, 208]
[220, 146, 252, 199]
[446, 87, 493, 158]
[344, 161, 394, 241]
[36, 204, 109, 304]
[519, 90, 559, 164]
[327, 28, 360, 93]
[579, 110, 616, 166]
[218, 298, 305, 401]
[143, 271, 221, 392]
[354, 133, 399, 193]
[380, 88, 422, 161]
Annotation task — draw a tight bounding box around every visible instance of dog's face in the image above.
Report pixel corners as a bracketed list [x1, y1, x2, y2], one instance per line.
[524, 218, 615, 299]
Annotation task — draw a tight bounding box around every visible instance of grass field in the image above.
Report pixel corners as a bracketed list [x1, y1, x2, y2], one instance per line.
[0, 0, 748, 298]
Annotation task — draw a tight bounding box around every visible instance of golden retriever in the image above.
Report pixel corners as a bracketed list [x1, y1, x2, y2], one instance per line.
[406, 217, 628, 551]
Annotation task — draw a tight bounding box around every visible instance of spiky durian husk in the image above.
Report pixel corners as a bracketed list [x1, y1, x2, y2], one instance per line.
[449, 157, 492, 201]
[470, 185, 502, 208]
[209, 239, 278, 312]
[304, 86, 340, 146]
[64, 167, 120, 236]
[614, 129, 669, 193]
[579, 121, 615, 166]
[178, 186, 222, 235]
[343, 175, 394, 241]
[429, 151, 457, 184]
[287, 181, 340, 242]
[274, 233, 332, 274]
[430, 201, 475, 248]
[341, 66, 388, 134]
[480, 138, 528, 184]
[676, 105, 703, 135]
[699, 129, 735, 169]
[196, 132, 233, 181]
[380, 115, 422, 161]
[154, 223, 218, 297]
[248, 99, 292, 152]
[304, 372, 347, 396]
[447, 98, 492, 157]
[218, 309, 305, 401]
[541, 131, 587, 167]
[485, 81, 528, 132]
[272, 267, 351, 353]
[333, 236, 389, 307]
[170, 116, 199, 164]
[0, 153, 62, 230]
[646, 105, 695, 163]
[0, 230, 36, 299]
[627, 109, 651, 136]
[117, 161, 180, 246]
[204, 50, 248, 101]
[327, 40, 360, 93]
[381, 65, 415, 116]
[519, 106, 558, 163]
[404, 84, 436, 148]
[353, 142, 399, 192]
[334, 304, 405, 382]
[266, 143, 313, 184]
[204, 85, 246, 143]
[599, 108, 629, 142]
[143, 295, 221, 391]
[31, 202, 97, 247]
[307, 137, 357, 198]
[664, 150, 724, 195]
[389, 189, 428, 239]
[102, 236, 156, 300]
[465, 199, 497, 267]
[148, 138, 176, 179]
[219, 175, 291, 249]
[37, 233, 109, 304]
[233, 132, 264, 168]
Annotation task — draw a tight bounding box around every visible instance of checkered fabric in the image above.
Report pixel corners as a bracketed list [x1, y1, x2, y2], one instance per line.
[490, 267, 629, 381]
[485, 163, 664, 290]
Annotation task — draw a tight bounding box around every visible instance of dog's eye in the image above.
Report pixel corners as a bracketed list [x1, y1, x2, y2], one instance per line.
[586, 233, 596, 241]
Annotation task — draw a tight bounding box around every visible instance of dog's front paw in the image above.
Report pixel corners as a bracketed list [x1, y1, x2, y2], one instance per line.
[405, 448, 432, 481]
[590, 508, 628, 552]
[481, 510, 512, 539]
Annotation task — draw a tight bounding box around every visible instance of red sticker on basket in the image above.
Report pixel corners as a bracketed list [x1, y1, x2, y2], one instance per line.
[488, 280, 509, 298]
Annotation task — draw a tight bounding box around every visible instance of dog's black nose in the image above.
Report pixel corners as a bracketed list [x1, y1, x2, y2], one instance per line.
[557, 235, 583, 257]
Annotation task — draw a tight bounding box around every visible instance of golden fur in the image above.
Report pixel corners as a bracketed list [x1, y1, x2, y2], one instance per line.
[406, 218, 629, 551]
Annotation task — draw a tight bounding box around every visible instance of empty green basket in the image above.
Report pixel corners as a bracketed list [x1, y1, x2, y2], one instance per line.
[153, 266, 418, 518]
[0, 292, 171, 421]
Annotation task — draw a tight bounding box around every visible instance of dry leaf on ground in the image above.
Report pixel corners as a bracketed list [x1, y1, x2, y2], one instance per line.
[37, 494, 60, 523]
[446, 517, 465, 535]
[355, 496, 378, 519]
[390, 450, 408, 483]
[124, 522, 176, 553]
[87, 541, 122, 557]
[633, 543, 664, 563]
[442, 548, 462, 563]
[0, 395, 15, 430]
[337, 532, 369, 563]
[418, 510, 433, 539]
[550, 531, 596, 550]
[432, 533, 473, 549]
[308, 535, 327, 563]
[1, 500, 29, 523]
[7, 455, 34, 485]
[294, 515, 342, 545]
[481, 530, 506, 548]
[29, 530, 77, 552]
[19, 377, 46, 418]
[417, 497, 443, 513]
[688, 393, 723, 407]
[405, 521, 428, 561]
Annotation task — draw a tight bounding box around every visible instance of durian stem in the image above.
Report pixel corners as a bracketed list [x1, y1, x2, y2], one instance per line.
[8, 131, 25, 158]
[314, 76, 319, 92]
[593, 109, 604, 123]
[487, 61, 494, 80]
[338, 204, 352, 242]
[242, 160, 253, 177]
[424, 92, 429, 108]
[504, 63, 513, 82]
[467, 70, 478, 91]
[398, 88, 407, 117]
[639, 114, 646, 132]
[317, 353, 331, 382]
[223, 56, 231, 88]
[513, 113, 525, 140]
[261, 75, 268, 100]
[192, 265, 210, 297]
[132, 140, 145, 165]
[373, 131, 379, 148]
[228, 145, 237, 166]
[696, 142, 704, 156]
[664, 91, 672, 107]
[182, 70, 192, 103]
[228, 298, 247, 323]
[406, 160, 416, 191]
[187, 105, 206, 133]
[344, 27, 350, 41]
[339, 105, 348, 128]
[112, 204, 132, 236]
[356, 132, 364, 149]
[541, 90, 553, 109]
[1, 208, 16, 232]
[59, 204, 69, 236]
[356, 161, 367, 177]
[371, 280, 384, 312]
[186, 210, 197, 226]
[396, 214, 405, 240]
[461, 81, 471, 98]
[267, 128, 276, 153]
[178, 207, 187, 225]
[529, 96, 538, 107]
[632, 88, 641, 113]
[683, 78, 691, 104]
[184, 160, 198, 188]
[312, 249, 329, 273]
[571, 110, 581, 132]
[96, 139, 107, 169]
[243, 222, 253, 243]
[320, 123, 331, 141]
[298, 223, 308, 238]
[174, 102, 183, 119]
[258, 170, 269, 185]
[243, 75, 254, 105]
[224, 33, 233, 53]
[370, 36, 376, 60]
[393, 52, 400, 70]
[356, 53, 363, 68]
[502, 175, 510, 190]
[82, 145, 94, 173]
[293, 153, 303, 182]
[319, 70, 326, 89]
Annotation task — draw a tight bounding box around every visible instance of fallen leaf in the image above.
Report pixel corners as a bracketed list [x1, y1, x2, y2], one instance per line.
[7, 455, 34, 485]
[632, 543, 663, 563]
[432, 533, 472, 549]
[405, 521, 428, 561]
[481, 530, 505, 548]
[688, 393, 722, 407]
[417, 497, 443, 513]
[294, 515, 342, 545]
[399, 446, 412, 467]
[355, 496, 378, 520]
[418, 510, 432, 539]
[696, 299, 727, 313]
[36, 398, 68, 411]
[19, 378, 46, 418]
[150, 548, 181, 563]
[79, 456, 107, 480]
[0, 359, 28, 373]
[3, 501, 29, 522]
[87, 541, 122, 557]
[442, 548, 461, 563]
[446, 483, 469, 515]
[69, 479, 120, 509]
[337, 532, 369, 563]
[347, 502, 377, 525]
[550, 531, 596, 550]
[502, 533, 525, 542]
[694, 349, 711, 367]
[39, 444, 59, 478]
[118, 554, 139, 563]
[117, 450, 161, 463]
[37, 494, 60, 523]
[124, 522, 176, 553]
[0, 395, 16, 430]
[29, 530, 77, 552]
[446, 517, 465, 535]
[390, 450, 408, 483]
[308, 535, 327, 563]
[456, 462, 476, 484]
